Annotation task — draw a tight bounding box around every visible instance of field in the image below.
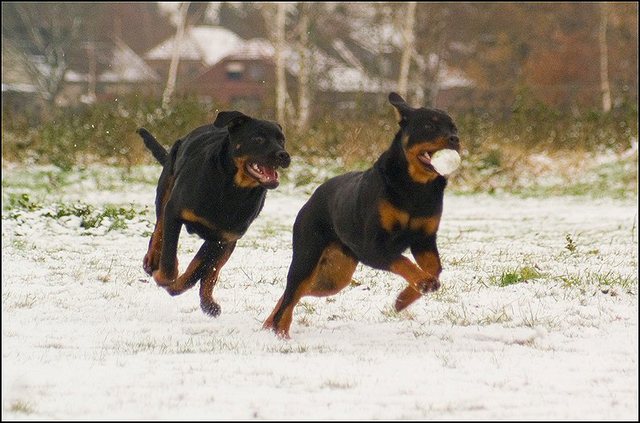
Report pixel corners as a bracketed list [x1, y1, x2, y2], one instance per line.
[2, 163, 638, 420]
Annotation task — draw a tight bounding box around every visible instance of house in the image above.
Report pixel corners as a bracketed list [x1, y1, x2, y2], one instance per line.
[60, 37, 160, 105]
[141, 24, 475, 116]
[186, 38, 282, 113]
[144, 26, 243, 89]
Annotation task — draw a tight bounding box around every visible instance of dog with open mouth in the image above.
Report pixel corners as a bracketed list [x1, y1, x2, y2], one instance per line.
[138, 110, 290, 316]
[263, 92, 460, 338]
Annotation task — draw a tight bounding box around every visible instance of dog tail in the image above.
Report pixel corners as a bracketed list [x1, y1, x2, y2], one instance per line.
[137, 128, 168, 165]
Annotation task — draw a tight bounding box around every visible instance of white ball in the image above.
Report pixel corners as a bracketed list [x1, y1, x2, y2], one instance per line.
[431, 149, 461, 176]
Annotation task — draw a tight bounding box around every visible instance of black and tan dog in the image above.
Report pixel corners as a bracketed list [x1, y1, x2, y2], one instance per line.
[138, 110, 290, 316]
[264, 92, 460, 337]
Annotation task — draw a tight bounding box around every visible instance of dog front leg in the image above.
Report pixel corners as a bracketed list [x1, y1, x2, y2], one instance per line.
[388, 252, 440, 312]
[165, 241, 217, 296]
[199, 241, 236, 317]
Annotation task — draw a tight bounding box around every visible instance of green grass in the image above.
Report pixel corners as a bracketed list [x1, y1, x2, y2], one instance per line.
[493, 266, 544, 287]
[3, 194, 148, 233]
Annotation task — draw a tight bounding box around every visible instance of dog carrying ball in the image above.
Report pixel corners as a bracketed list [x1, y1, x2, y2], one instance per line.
[430, 149, 461, 176]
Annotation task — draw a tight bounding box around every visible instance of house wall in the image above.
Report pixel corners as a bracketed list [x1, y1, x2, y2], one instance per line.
[186, 57, 277, 114]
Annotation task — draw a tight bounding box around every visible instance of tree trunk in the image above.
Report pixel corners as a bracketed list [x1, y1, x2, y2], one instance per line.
[296, 2, 311, 132]
[599, 3, 612, 113]
[162, 2, 190, 110]
[275, 3, 287, 125]
[397, 1, 417, 98]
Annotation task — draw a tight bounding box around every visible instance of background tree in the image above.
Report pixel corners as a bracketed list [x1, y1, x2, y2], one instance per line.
[1, 3, 93, 106]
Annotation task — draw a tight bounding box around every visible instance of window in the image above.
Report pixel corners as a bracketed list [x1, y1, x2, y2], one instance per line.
[226, 62, 244, 80]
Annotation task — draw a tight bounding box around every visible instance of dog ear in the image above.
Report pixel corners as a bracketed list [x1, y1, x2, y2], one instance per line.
[388, 92, 413, 124]
[214, 111, 250, 130]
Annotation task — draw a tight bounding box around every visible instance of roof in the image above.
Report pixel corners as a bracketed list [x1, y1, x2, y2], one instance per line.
[65, 37, 159, 84]
[100, 38, 160, 83]
[223, 38, 274, 61]
[144, 26, 243, 66]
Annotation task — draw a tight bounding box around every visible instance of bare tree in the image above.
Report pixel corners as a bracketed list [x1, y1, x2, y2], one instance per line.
[3, 3, 87, 106]
[599, 2, 612, 113]
[296, 2, 311, 131]
[397, 1, 417, 98]
[275, 3, 287, 125]
[162, 2, 190, 110]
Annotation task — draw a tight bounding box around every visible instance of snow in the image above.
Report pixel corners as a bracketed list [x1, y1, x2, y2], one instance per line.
[1, 165, 638, 420]
[99, 39, 160, 83]
[144, 26, 243, 66]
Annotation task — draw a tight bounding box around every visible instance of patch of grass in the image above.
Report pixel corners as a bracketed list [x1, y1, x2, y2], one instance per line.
[5, 198, 147, 232]
[493, 266, 543, 287]
[381, 305, 416, 321]
[299, 301, 317, 315]
[565, 234, 577, 254]
[8, 400, 34, 414]
[13, 294, 37, 309]
[265, 343, 310, 354]
[321, 379, 354, 390]
[5, 193, 41, 211]
[558, 270, 637, 292]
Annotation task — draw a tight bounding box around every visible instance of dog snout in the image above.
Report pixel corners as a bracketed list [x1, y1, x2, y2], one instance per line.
[276, 150, 291, 168]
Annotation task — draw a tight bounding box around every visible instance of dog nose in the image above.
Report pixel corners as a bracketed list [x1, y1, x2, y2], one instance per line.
[448, 135, 460, 148]
[276, 150, 291, 168]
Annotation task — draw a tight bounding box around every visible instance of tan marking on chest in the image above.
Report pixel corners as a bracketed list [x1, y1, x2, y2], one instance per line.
[180, 209, 241, 242]
[378, 200, 440, 235]
[409, 215, 440, 235]
[379, 200, 410, 232]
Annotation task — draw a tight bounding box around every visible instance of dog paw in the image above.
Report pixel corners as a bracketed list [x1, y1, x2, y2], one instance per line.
[201, 300, 221, 317]
[142, 254, 155, 276]
[418, 277, 440, 294]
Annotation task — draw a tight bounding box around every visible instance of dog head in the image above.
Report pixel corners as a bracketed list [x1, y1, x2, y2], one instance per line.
[388, 92, 460, 183]
[214, 111, 290, 189]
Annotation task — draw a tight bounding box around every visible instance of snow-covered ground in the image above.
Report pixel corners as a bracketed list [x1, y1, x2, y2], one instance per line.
[2, 165, 638, 420]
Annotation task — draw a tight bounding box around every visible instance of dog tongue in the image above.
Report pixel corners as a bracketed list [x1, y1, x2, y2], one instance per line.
[257, 164, 278, 183]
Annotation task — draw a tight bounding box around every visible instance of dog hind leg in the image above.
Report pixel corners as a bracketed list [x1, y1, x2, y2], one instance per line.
[264, 240, 357, 338]
[143, 162, 176, 275]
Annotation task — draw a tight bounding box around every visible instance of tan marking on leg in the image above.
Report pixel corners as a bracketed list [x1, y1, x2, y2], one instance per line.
[144, 176, 175, 274]
[392, 251, 442, 311]
[309, 243, 358, 296]
[269, 243, 358, 338]
[414, 250, 442, 277]
[152, 267, 178, 287]
[263, 295, 285, 331]
[165, 253, 204, 296]
[199, 242, 236, 316]
[388, 256, 439, 294]
[395, 285, 422, 312]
